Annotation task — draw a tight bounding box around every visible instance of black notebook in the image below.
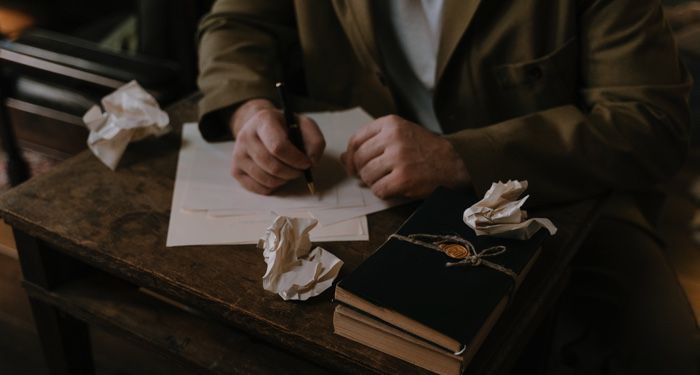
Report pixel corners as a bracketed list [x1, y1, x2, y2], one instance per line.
[334, 187, 547, 373]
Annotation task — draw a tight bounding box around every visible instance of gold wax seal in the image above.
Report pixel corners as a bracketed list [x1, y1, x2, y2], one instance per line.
[439, 243, 470, 259]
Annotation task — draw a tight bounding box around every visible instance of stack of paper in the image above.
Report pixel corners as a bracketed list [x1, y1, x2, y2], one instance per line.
[167, 108, 403, 246]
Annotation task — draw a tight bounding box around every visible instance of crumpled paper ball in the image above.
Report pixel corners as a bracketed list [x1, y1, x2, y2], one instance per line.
[83, 80, 170, 170]
[463, 180, 557, 240]
[258, 216, 343, 301]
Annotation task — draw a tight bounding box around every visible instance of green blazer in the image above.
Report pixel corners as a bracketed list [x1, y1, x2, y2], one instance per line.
[197, 0, 692, 232]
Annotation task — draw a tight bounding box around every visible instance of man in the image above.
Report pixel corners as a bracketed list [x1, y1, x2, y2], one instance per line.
[197, 0, 698, 373]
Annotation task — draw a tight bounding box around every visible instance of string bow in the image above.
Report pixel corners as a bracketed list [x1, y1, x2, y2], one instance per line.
[389, 233, 517, 281]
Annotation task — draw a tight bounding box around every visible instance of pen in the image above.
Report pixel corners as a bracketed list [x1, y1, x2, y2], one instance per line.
[275, 82, 316, 194]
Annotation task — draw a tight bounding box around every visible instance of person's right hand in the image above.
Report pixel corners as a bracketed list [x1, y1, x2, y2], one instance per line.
[229, 99, 326, 195]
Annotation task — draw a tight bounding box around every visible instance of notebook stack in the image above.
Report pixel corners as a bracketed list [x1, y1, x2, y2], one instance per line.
[333, 187, 547, 374]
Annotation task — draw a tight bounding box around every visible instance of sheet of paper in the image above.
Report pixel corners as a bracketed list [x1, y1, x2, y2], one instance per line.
[166, 123, 369, 246]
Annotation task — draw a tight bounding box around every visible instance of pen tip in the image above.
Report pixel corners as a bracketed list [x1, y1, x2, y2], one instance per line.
[307, 182, 316, 195]
[275, 82, 282, 88]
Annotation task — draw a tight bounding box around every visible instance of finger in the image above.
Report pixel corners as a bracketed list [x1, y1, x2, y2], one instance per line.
[358, 155, 392, 186]
[298, 116, 326, 164]
[347, 120, 382, 153]
[238, 156, 287, 189]
[352, 135, 385, 173]
[232, 169, 273, 195]
[257, 120, 311, 169]
[345, 122, 382, 174]
[247, 135, 303, 180]
[370, 170, 404, 199]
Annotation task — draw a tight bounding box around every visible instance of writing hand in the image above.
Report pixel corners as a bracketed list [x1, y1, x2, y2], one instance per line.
[341, 115, 470, 199]
[230, 99, 326, 194]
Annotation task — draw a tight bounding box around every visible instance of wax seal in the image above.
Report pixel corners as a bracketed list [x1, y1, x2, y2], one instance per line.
[439, 243, 470, 259]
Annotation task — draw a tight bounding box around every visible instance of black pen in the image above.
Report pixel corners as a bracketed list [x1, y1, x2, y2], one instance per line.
[275, 82, 316, 194]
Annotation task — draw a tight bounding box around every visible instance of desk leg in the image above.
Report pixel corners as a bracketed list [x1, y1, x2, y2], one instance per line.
[13, 229, 95, 375]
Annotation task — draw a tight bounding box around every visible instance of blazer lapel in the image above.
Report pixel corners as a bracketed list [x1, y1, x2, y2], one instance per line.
[331, 0, 382, 72]
[436, 0, 482, 83]
[331, 0, 482, 92]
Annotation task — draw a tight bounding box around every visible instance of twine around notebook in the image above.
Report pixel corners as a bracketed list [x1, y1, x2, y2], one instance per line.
[389, 233, 517, 281]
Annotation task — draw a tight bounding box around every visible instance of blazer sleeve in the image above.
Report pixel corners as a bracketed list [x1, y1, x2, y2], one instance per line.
[196, 0, 298, 141]
[445, 0, 692, 206]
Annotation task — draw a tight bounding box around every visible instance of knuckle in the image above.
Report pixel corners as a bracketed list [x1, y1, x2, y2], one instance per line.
[237, 127, 253, 140]
[269, 140, 286, 156]
[359, 168, 370, 184]
[394, 168, 410, 185]
[394, 174, 408, 187]
[372, 184, 387, 199]
[269, 162, 284, 176]
[383, 115, 401, 129]
[258, 149, 274, 164]
[386, 114, 401, 123]
[393, 145, 406, 158]
[383, 146, 397, 158]
[380, 114, 398, 123]
[256, 109, 276, 123]
[385, 124, 400, 136]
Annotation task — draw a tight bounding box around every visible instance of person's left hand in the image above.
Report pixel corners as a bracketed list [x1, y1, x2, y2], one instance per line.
[341, 115, 471, 199]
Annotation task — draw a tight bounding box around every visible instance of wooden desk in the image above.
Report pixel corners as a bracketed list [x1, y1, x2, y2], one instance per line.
[0, 95, 601, 374]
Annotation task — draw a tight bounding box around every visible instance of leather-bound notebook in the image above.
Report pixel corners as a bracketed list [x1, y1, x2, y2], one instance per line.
[334, 187, 547, 374]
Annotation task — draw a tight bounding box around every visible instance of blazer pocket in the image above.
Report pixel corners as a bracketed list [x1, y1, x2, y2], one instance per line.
[492, 37, 578, 117]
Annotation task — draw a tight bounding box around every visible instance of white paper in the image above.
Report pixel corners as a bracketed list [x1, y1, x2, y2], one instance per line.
[83, 80, 170, 170]
[166, 123, 369, 246]
[167, 107, 405, 246]
[463, 180, 557, 240]
[259, 216, 343, 300]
